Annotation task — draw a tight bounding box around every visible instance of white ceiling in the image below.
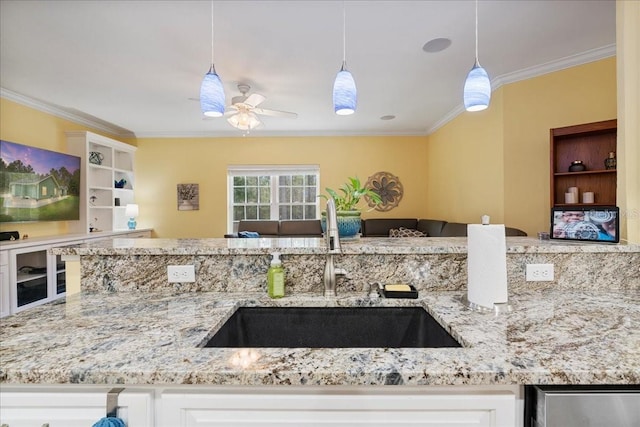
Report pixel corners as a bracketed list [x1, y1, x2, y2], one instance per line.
[0, 0, 616, 138]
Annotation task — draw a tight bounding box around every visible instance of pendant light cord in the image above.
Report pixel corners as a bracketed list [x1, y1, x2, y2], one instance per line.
[342, 1, 347, 65]
[210, 1, 215, 68]
[474, 0, 479, 65]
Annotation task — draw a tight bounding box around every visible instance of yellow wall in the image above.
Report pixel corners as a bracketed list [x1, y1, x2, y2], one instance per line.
[426, 89, 505, 225]
[427, 57, 617, 236]
[135, 136, 428, 237]
[0, 98, 130, 237]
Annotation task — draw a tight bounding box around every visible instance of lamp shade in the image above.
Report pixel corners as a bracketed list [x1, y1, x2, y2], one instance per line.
[125, 204, 139, 218]
[463, 63, 491, 111]
[333, 66, 357, 116]
[200, 66, 226, 117]
[227, 111, 261, 131]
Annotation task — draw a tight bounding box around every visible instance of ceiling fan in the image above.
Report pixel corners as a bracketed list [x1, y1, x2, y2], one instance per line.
[224, 84, 298, 131]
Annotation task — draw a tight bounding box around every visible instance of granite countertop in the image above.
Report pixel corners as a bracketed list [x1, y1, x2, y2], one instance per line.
[1, 289, 638, 386]
[51, 236, 640, 256]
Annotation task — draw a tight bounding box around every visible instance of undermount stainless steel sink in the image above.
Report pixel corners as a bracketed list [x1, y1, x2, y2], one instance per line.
[202, 307, 461, 348]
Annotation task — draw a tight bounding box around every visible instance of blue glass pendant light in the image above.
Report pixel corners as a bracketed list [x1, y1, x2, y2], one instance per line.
[333, 2, 356, 115]
[200, 1, 225, 117]
[463, 0, 491, 112]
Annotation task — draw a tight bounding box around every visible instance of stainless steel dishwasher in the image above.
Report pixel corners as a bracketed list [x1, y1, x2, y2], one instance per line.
[525, 385, 640, 427]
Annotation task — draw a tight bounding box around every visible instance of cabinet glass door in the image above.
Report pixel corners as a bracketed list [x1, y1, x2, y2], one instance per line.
[54, 254, 66, 295]
[15, 250, 48, 307]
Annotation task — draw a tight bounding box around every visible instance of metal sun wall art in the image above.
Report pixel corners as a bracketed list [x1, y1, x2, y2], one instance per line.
[177, 183, 199, 211]
[365, 171, 403, 212]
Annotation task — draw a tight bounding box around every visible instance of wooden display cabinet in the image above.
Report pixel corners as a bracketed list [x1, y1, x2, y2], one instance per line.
[550, 119, 617, 207]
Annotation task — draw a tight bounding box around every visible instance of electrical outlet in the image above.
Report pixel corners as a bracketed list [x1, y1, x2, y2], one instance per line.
[526, 264, 554, 281]
[167, 265, 195, 283]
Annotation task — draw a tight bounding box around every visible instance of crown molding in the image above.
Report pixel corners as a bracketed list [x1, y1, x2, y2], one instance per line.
[0, 88, 135, 138]
[427, 44, 616, 135]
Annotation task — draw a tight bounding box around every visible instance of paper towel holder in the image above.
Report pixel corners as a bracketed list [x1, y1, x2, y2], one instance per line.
[460, 295, 512, 315]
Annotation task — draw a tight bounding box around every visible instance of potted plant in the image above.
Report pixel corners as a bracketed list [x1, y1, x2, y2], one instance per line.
[320, 176, 382, 237]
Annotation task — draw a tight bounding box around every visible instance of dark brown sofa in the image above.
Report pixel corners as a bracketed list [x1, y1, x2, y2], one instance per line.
[226, 219, 323, 238]
[361, 218, 527, 237]
[226, 218, 526, 238]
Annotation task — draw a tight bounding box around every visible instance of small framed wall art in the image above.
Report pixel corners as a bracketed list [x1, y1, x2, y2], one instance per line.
[177, 183, 199, 211]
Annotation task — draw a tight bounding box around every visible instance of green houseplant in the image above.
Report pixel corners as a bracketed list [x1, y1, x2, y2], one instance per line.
[320, 176, 382, 237]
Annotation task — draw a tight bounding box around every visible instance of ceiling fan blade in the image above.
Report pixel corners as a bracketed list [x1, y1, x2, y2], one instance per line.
[244, 93, 266, 108]
[253, 108, 298, 119]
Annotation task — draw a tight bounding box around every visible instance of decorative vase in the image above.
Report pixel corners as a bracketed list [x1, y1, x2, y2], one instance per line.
[568, 160, 586, 172]
[321, 210, 362, 238]
[604, 152, 616, 170]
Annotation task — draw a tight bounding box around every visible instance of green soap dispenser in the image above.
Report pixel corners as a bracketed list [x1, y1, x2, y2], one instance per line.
[267, 252, 285, 298]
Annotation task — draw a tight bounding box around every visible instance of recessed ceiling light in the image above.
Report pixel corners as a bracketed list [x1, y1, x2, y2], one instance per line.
[380, 115, 396, 121]
[422, 38, 452, 53]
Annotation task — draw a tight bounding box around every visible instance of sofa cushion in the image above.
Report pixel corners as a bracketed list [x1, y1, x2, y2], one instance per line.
[362, 218, 418, 237]
[237, 220, 279, 236]
[279, 220, 323, 237]
[440, 222, 469, 237]
[389, 227, 427, 238]
[416, 219, 448, 237]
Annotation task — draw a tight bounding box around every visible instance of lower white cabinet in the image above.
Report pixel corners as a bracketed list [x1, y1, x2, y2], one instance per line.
[158, 386, 519, 427]
[0, 386, 520, 427]
[0, 388, 154, 427]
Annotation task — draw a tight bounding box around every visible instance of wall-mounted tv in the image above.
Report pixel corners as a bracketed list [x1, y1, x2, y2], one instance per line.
[0, 140, 81, 223]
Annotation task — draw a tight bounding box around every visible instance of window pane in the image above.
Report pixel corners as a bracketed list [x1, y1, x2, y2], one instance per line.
[292, 187, 303, 203]
[259, 206, 270, 219]
[234, 187, 245, 203]
[259, 187, 270, 203]
[279, 175, 290, 186]
[279, 205, 290, 220]
[305, 205, 316, 219]
[305, 186, 316, 203]
[292, 204, 304, 219]
[292, 175, 304, 186]
[259, 175, 270, 186]
[279, 187, 290, 203]
[246, 176, 258, 186]
[247, 187, 258, 203]
[305, 175, 316, 185]
[246, 205, 257, 219]
[233, 206, 245, 221]
[234, 176, 245, 186]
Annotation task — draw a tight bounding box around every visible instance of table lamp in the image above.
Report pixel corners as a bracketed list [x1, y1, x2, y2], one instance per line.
[125, 204, 139, 230]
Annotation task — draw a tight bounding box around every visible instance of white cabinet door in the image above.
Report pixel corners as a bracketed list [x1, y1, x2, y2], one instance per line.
[0, 249, 10, 317]
[0, 388, 153, 427]
[159, 388, 516, 427]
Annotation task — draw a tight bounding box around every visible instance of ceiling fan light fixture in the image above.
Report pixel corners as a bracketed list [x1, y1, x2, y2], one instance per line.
[200, 65, 225, 117]
[463, 0, 491, 112]
[227, 110, 261, 130]
[333, 63, 357, 116]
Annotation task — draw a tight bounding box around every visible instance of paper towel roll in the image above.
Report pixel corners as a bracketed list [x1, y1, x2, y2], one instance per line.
[467, 224, 508, 309]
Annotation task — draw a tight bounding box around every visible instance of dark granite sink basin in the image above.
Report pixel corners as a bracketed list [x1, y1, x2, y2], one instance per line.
[203, 307, 461, 348]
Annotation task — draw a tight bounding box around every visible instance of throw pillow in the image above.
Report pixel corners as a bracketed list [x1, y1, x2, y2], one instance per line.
[389, 227, 427, 238]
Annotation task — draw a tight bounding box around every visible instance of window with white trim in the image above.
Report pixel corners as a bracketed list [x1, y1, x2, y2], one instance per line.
[227, 165, 320, 232]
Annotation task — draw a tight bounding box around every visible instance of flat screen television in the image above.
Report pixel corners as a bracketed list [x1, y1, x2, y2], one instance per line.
[551, 206, 619, 243]
[0, 140, 81, 223]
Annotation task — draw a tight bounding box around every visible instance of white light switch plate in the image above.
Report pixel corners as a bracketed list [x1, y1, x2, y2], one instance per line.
[526, 264, 554, 281]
